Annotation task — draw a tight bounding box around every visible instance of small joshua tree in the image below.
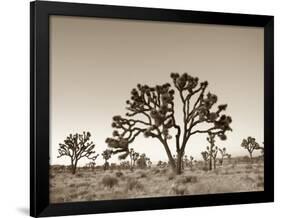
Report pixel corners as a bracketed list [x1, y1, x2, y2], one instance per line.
[201, 151, 209, 170]
[120, 161, 130, 170]
[203, 133, 219, 170]
[183, 155, 194, 170]
[102, 149, 113, 170]
[218, 147, 230, 166]
[137, 153, 149, 169]
[106, 73, 232, 174]
[147, 158, 152, 168]
[241, 137, 261, 162]
[189, 156, 194, 170]
[128, 148, 139, 170]
[57, 131, 98, 174]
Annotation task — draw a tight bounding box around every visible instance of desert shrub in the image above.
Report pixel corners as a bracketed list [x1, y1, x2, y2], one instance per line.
[138, 171, 147, 178]
[177, 176, 198, 184]
[160, 168, 168, 174]
[101, 175, 118, 188]
[257, 181, 264, 188]
[171, 183, 189, 195]
[79, 182, 89, 187]
[152, 168, 160, 174]
[213, 169, 220, 175]
[201, 166, 209, 172]
[126, 178, 144, 191]
[69, 183, 76, 188]
[76, 173, 84, 178]
[115, 171, 123, 177]
[257, 175, 263, 181]
[245, 164, 253, 170]
[243, 175, 255, 183]
[168, 173, 175, 180]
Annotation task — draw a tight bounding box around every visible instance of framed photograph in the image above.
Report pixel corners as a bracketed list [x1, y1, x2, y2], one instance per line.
[30, 1, 274, 217]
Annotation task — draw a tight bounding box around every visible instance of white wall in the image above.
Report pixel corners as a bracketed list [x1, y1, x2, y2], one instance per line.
[0, 0, 279, 217]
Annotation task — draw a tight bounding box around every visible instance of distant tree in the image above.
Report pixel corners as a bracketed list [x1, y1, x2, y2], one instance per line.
[120, 161, 130, 170]
[57, 131, 98, 174]
[241, 137, 261, 161]
[147, 158, 152, 168]
[102, 149, 113, 170]
[203, 133, 220, 170]
[137, 153, 149, 169]
[106, 73, 232, 174]
[218, 147, 230, 166]
[189, 156, 194, 170]
[157, 160, 168, 168]
[201, 151, 209, 169]
[183, 155, 194, 170]
[128, 148, 139, 169]
[85, 156, 99, 171]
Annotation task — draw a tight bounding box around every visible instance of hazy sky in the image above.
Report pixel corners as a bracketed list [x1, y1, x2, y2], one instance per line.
[50, 15, 264, 166]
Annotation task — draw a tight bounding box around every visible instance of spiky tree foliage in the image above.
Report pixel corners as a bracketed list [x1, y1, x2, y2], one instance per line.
[241, 137, 261, 161]
[102, 149, 113, 170]
[57, 131, 98, 174]
[106, 73, 232, 174]
[218, 147, 230, 166]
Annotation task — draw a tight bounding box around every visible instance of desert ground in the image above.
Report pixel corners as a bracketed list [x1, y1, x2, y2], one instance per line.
[50, 158, 264, 203]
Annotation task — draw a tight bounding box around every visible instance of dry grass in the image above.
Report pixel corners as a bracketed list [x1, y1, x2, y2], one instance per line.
[50, 162, 264, 203]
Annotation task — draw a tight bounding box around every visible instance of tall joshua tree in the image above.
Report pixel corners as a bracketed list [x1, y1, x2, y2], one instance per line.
[106, 73, 232, 174]
[57, 131, 98, 174]
[241, 137, 261, 162]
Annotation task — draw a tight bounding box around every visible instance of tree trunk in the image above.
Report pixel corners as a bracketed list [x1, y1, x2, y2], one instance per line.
[249, 152, 253, 163]
[176, 151, 183, 175]
[71, 160, 77, 174]
[213, 158, 216, 169]
[209, 156, 212, 171]
[159, 138, 176, 171]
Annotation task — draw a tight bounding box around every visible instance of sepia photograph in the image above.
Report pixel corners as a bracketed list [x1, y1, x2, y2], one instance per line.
[49, 15, 264, 203]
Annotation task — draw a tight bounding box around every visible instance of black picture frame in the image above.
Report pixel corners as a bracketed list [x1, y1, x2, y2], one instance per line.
[30, 1, 274, 217]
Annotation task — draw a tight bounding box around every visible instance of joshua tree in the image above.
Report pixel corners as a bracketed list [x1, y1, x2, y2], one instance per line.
[189, 156, 194, 170]
[241, 137, 261, 162]
[57, 131, 98, 174]
[106, 73, 232, 174]
[120, 161, 130, 170]
[147, 158, 152, 168]
[203, 133, 220, 170]
[201, 151, 209, 169]
[183, 155, 194, 170]
[102, 149, 113, 170]
[218, 147, 230, 166]
[137, 153, 150, 169]
[128, 148, 139, 169]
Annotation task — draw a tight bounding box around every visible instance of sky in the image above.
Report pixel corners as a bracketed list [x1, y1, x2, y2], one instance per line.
[50, 15, 264, 166]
